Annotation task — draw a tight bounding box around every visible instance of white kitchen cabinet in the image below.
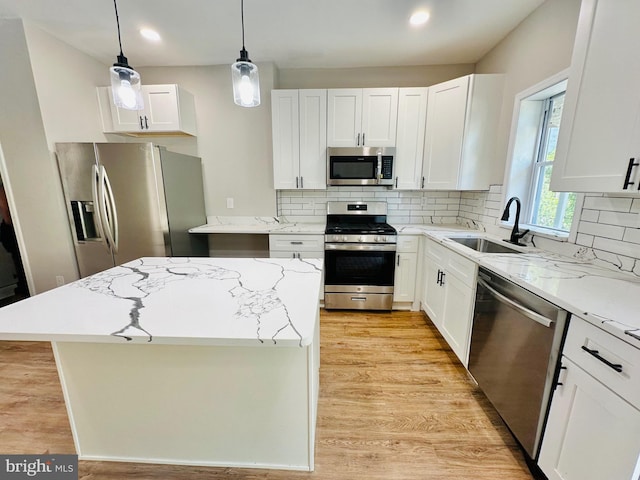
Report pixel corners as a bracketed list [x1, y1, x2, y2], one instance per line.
[271, 90, 327, 190]
[422, 74, 503, 190]
[551, 0, 640, 192]
[98, 84, 197, 136]
[394, 88, 428, 190]
[420, 238, 477, 365]
[538, 315, 640, 480]
[327, 88, 398, 147]
[393, 235, 420, 304]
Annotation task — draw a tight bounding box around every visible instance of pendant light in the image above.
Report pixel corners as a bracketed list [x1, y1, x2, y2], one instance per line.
[109, 0, 143, 111]
[231, 0, 260, 107]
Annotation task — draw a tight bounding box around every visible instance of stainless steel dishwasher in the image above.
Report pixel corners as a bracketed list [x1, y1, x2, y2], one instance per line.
[468, 267, 568, 460]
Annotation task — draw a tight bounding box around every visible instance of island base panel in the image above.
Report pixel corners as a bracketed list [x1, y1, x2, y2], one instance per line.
[52, 338, 318, 471]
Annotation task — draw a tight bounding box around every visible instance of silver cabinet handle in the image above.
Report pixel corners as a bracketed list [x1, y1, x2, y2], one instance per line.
[290, 241, 303, 245]
[300, 176, 304, 188]
[478, 278, 553, 327]
[356, 133, 360, 146]
[351, 297, 367, 302]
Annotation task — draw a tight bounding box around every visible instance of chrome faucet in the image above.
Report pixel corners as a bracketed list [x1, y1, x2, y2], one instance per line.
[501, 196, 530, 246]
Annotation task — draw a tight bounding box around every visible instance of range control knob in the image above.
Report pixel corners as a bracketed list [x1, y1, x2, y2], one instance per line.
[343, 235, 349, 242]
[359, 236, 364, 242]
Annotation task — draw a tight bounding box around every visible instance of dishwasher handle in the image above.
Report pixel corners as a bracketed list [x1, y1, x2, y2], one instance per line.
[478, 277, 554, 328]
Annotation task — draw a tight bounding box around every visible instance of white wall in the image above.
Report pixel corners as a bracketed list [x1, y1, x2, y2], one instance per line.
[475, 0, 582, 182]
[138, 64, 278, 217]
[0, 19, 80, 293]
[277, 64, 475, 89]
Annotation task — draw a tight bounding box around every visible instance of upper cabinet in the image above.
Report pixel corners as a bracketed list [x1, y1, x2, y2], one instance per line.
[98, 84, 197, 136]
[271, 89, 327, 190]
[394, 88, 428, 190]
[327, 88, 398, 147]
[421, 74, 503, 190]
[551, 0, 640, 193]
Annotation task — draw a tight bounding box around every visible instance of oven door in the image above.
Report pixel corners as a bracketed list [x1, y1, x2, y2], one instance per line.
[324, 243, 396, 310]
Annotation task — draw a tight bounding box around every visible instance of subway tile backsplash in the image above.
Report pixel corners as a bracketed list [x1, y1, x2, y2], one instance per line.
[278, 187, 640, 276]
[457, 187, 640, 277]
[277, 188, 462, 224]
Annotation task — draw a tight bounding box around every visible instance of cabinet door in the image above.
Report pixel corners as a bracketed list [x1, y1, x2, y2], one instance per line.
[298, 90, 327, 190]
[327, 89, 362, 147]
[361, 88, 398, 147]
[106, 88, 144, 132]
[551, 0, 640, 193]
[271, 90, 301, 189]
[538, 358, 640, 480]
[143, 85, 181, 132]
[440, 271, 474, 366]
[393, 252, 417, 302]
[421, 253, 445, 327]
[422, 76, 469, 190]
[394, 88, 428, 190]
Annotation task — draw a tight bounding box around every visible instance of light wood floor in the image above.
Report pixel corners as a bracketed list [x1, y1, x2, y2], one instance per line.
[0, 310, 535, 479]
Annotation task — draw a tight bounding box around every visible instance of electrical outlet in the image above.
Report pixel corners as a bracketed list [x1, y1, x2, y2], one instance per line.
[226, 197, 234, 209]
[55, 275, 65, 287]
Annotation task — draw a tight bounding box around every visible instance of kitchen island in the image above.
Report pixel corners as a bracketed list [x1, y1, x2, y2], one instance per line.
[0, 257, 323, 471]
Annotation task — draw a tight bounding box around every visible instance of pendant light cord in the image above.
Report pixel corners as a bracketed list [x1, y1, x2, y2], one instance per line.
[241, 0, 245, 49]
[113, 0, 124, 56]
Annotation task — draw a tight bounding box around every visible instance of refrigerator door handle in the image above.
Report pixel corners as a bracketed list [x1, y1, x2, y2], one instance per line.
[99, 165, 119, 253]
[91, 165, 107, 246]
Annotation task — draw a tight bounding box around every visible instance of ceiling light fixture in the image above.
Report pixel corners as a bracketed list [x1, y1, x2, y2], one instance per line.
[140, 28, 161, 42]
[231, 0, 260, 107]
[410, 10, 430, 26]
[109, 0, 143, 111]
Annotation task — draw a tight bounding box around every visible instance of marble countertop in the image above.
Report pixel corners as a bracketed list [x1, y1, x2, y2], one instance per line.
[421, 230, 640, 349]
[190, 217, 639, 348]
[0, 257, 323, 347]
[189, 217, 325, 234]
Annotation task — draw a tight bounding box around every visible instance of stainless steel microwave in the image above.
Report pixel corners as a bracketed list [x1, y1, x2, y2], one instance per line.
[327, 147, 395, 186]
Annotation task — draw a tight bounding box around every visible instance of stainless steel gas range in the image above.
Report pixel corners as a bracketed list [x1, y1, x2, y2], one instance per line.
[324, 201, 397, 311]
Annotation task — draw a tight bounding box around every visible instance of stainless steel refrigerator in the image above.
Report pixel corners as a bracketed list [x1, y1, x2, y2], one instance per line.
[56, 142, 208, 278]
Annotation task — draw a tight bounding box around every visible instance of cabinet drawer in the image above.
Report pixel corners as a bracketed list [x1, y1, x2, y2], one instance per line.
[397, 235, 419, 253]
[269, 234, 324, 252]
[425, 239, 476, 288]
[563, 316, 640, 409]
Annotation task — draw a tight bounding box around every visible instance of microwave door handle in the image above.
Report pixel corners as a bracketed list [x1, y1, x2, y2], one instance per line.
[478, 278, 553, 327]
[376, 151, 382, 184]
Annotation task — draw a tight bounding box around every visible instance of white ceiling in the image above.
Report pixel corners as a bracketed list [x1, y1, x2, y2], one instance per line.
[0, 0, 545, 69]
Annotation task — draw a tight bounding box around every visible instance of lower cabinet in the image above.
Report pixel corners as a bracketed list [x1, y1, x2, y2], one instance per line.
[269, 234, 324, 300]
[393, 235, 419, 305]
[538, 317, 640, 480]
[420, 238, 477, 366]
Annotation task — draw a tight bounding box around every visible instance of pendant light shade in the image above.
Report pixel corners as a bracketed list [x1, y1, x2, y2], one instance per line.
[109, 0, 143, 111]
[231, 0, 260, 107]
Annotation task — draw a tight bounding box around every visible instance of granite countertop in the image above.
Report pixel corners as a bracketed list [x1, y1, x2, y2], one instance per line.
[0, 257, 323, 347]
[189, 216, 325, 234]
[421, 229, 640, 349]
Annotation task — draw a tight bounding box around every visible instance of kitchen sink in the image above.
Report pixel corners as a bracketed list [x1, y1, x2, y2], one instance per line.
[448, 236, 523, 254]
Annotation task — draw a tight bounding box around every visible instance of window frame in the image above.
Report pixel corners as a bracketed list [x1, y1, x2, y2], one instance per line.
[502, 69, 581, 242]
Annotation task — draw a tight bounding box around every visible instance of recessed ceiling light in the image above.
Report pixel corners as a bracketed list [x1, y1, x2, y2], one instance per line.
[409, 11, 430, 26]
[140, 28, 161, 42]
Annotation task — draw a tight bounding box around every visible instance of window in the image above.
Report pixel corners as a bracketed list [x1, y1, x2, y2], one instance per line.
[529, 92, 576, 231]
[505, 72, 576, 235]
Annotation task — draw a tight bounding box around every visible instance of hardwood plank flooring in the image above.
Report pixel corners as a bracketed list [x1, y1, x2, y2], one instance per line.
[0, 310, 535, 479]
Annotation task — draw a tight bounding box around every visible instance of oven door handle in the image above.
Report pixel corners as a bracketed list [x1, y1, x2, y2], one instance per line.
[478, 278, 553, 328]
[325, 243, 397, 252]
